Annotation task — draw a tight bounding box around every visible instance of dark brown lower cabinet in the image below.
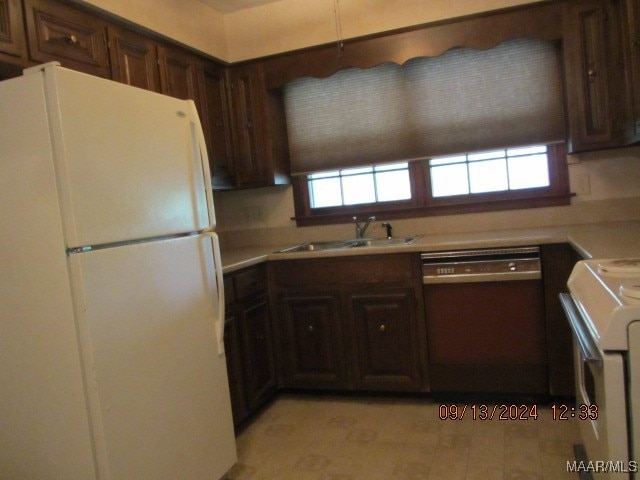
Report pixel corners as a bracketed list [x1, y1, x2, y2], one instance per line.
[239, 297, 276, 411]
[276, 292, 347, 389]
[270, 254, 428, 392]
[223, 264, 276, 427]
[541, 243, 583, 397]
[349, 289, 422, 391]
[223, 313, 249, 425]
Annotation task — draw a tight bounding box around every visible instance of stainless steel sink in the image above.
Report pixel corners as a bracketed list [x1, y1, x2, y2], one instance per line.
[346, 235, 422, 248]
[275, 240, 353, 253]
[275, 235, 421, 253]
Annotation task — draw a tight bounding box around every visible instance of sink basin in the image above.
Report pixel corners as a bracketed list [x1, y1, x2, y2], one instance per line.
[346, 235, 422, 248]
[275, 236, 421, 253]
[275, 240, 353, 253]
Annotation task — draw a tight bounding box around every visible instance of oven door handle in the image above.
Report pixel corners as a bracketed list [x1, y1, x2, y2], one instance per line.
[559, 293, 602, 365]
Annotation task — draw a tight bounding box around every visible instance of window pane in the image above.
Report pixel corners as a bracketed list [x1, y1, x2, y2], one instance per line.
[342, 174, 375, 205]
[469, 159, 508, 193]
[309, 177, 342, 208]
[508, 154, 550, 189]
[375, 169, 411, 201]
[431, 163, 469, 197]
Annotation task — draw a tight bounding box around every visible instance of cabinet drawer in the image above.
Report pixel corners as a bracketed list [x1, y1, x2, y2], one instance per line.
[234, 264, 267, 300]
[24, 0, 109, 77]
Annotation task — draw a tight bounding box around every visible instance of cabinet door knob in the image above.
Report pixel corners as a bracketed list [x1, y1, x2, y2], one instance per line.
[308, 325, 314, 332]
[587, 69, 597, 77]
[379, 324, 386, 332]
[58, 34, 80, 46]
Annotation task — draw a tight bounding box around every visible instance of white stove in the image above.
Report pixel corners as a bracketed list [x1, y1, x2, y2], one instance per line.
[561, 258, 640, 479]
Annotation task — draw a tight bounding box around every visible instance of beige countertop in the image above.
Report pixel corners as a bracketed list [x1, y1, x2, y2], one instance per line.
[220, 220, 640, 274]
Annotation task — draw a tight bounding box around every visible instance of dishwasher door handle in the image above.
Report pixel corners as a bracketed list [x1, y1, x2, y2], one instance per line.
[423, 271, 541, 284]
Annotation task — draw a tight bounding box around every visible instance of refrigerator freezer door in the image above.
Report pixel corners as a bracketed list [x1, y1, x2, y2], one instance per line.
[68, 235, 236, 479]
[44, 66, 212, 248]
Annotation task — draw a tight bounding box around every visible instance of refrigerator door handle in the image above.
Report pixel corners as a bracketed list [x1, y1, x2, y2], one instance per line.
[188, 100, 216, 230]
[204, 231, 225, 355]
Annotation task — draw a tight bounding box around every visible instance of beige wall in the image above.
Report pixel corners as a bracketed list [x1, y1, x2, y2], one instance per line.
[79, 0, 228, 60]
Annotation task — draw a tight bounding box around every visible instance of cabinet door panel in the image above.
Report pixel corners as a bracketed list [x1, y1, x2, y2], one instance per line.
[201, 64, 235, 189]
[563, 0, 631, 151]
[228, 65, 267, 187]
[350, 289, 421, 390]
[278, 293, 347, 389]
[223, 315, 249, 427]
[107, 25, 160, 92]
[157, 44, 200, 101]
[0, 0, 26, 58]
[24, 0, 109, 77]
[239, 298, 276, 410]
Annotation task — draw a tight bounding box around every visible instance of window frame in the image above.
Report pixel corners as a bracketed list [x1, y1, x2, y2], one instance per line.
[291, 143, 572, 227]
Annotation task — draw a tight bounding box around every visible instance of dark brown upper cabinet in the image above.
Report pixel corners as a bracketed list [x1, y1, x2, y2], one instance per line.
[157, 42, 201, 102]
[23, 0, 109, 77]
[226, 62, 290, 189]
[106, 24, 160, 93]
[563, 0, 634, 152]
[200, 62, 236, 189]
[624, 0, 640, 138]
[0, 0, 26, 60]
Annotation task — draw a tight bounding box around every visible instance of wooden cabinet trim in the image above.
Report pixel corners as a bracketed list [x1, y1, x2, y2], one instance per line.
[0, 0, 26, 58]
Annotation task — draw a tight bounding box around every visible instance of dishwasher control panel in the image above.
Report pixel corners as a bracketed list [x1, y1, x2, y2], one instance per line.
[422, 247, 541, 284]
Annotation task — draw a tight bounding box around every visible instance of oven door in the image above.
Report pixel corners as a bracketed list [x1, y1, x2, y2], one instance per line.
[560, 294, 630, 478]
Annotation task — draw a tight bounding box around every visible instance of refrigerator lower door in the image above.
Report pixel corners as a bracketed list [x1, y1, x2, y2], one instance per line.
[68, 235, 236, 480]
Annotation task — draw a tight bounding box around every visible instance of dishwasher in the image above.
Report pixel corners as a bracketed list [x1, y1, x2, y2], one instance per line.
[422, 247, 547, 396]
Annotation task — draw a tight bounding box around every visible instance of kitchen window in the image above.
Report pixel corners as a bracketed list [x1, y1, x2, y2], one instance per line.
[429, 145, 551, 198]
[308, 163, 411, 208]
[292, 143, 569, 226]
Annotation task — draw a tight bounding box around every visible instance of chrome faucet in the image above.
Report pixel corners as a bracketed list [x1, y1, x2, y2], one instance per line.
[353, 216, 376, 238]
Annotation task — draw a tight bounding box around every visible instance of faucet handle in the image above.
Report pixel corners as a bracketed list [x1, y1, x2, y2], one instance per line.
[382, 221, 393, 239]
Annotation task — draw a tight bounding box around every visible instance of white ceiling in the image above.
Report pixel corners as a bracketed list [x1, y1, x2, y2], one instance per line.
[197, 0, 285, 13]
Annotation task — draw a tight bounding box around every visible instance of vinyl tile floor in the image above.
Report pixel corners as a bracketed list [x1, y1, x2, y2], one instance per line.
[225, 394, 581, 480]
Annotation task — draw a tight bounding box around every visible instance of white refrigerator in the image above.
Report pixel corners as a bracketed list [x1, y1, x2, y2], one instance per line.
[0, 63, 237, 479]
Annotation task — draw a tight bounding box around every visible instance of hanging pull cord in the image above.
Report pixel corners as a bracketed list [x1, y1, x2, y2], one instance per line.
[334, 0, 344, 58]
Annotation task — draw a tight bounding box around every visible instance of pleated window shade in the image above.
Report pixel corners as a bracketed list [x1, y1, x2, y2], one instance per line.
[283, 38, 566, 176]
